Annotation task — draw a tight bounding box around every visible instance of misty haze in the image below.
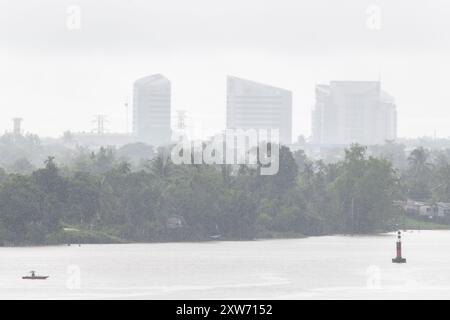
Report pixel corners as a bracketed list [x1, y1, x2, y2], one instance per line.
[1, 0, 450, 303]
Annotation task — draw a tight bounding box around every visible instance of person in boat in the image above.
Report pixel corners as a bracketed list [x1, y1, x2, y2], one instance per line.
[30, 271, 35, 277]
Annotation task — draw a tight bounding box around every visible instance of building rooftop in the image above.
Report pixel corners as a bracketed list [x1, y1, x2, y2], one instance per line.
[134, 74, 169, 87]
[227, 76, 291, 95]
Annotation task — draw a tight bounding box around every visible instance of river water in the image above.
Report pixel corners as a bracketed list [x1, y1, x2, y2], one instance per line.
[1, 230, 450, 299]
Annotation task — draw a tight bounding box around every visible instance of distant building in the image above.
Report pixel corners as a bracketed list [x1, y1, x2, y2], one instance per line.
[226, 76, 292, 145]
[133, 74, 172, 146]
[403, 200, 450, 219]
[312, 81, 397, 146]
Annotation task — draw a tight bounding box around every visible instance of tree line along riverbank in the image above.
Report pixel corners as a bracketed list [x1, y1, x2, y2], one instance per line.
[1, 142, 450, 246]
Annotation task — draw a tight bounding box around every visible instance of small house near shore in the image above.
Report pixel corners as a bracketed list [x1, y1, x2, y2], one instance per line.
[402, 200, 450, 219]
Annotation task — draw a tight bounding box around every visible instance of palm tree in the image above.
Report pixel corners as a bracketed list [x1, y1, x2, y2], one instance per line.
[44, 156, 56, 170]
[148, 153, 172, 179]
[406, 147, 433, 201]
[407, 147, 433, 172]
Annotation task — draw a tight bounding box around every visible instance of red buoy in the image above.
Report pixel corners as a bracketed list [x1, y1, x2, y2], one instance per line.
[392, 231, 406, 263]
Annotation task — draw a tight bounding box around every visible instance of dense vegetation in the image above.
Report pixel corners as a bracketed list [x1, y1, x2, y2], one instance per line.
[1, 133, 450, 246]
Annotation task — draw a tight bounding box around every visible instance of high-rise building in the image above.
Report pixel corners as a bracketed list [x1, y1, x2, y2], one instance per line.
[133, 74, 171, 146]
[226, 76, 292, 145]
[311, 81, 397, 146]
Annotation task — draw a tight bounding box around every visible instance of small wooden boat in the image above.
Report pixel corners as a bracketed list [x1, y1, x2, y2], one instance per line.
[22, 275, 49, 280]
[22, 271, 49, 280]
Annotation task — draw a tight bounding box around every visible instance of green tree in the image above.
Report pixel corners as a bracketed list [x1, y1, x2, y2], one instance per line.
[405, 147, 433, 201]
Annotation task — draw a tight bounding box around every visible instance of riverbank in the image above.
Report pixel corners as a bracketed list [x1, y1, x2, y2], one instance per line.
[46, 227, 127, 245]
[2, 216, 449, 247]
[398, 215, 450, 230]
[47, 227, 308, 245]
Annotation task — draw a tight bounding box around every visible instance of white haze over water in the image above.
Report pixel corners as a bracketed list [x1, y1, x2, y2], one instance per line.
[0, 0, 449, 139]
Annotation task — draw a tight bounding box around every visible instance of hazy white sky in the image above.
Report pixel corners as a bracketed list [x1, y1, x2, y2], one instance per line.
[1, 0, 449, 139]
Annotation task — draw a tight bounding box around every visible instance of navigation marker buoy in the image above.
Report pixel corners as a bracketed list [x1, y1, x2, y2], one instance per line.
[392, 231, 406, 263]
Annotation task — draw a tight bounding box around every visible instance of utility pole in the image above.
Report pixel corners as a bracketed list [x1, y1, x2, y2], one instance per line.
[125, 99, 129, 134]
[92, 114, 107, 135]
